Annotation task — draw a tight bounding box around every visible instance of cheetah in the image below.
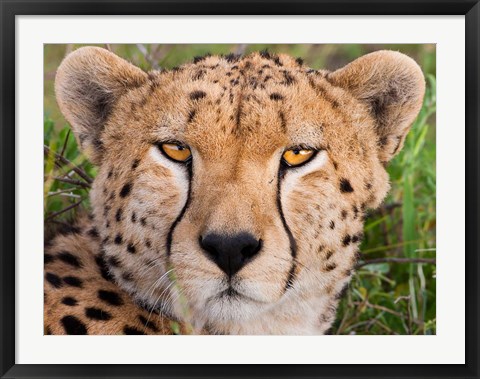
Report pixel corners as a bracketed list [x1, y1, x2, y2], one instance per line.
[45, 47, 425, 335]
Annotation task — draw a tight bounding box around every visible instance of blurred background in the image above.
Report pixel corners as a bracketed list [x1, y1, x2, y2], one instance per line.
[44, 44, 436, 335]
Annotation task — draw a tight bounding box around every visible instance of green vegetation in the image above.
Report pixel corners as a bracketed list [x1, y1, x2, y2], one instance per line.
[44, 44, 436, 335]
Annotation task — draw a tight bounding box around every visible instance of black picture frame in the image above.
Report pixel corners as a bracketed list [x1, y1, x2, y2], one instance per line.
[1, 1, 478, 378]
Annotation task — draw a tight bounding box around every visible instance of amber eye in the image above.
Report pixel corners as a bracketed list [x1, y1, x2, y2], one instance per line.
[282, 148, 316, 167]
[160, 143, 192, 163]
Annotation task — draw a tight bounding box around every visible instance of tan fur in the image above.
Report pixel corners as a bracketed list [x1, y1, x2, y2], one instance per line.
[46, 47, 425, 334]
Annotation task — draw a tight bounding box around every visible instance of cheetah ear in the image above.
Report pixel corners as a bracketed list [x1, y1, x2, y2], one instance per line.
[328, 50, 426, 162]
[55, 46, 148, 164]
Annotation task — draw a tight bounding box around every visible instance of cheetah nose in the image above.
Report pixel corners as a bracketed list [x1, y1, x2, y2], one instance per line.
[199, 233, 262, 277]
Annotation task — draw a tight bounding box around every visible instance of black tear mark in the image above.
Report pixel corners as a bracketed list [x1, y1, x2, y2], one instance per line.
[340, 178, 354, 193]
[61, 315, 87, 335]
[190, 90, 207, 100]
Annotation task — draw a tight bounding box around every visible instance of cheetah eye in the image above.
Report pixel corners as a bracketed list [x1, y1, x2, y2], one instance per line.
[159, 142, 192, 163]
[282, 147, 316, 167]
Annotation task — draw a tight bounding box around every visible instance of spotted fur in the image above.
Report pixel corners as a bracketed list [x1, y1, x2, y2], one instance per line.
[45, 47, 425, 335]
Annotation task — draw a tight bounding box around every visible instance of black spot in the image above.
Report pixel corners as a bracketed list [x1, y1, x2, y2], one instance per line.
[342, 235, 352, 246]
[145, 239, 152, 248]
[127, 243, 136, 254]
[107, 255, 121, 268]
[225, 53, 240, 63]
[46, 273, 62, 288]
[264, 75, 272, 83]
[61, 315, 87, 335]
[341, 210, 348, 220]
[131, 212, 137, 223]
[87, 227, 99, 238]
[85, 307, 112, 321]
[365, 182, 373, 190]
[188, 109, 196, 123]
[124, 326, 146, 335]
[132, 159, 140, 170]
[192, 69, 206, 81]
[140, 218, 147, 226]
[270, 93, 284, 101]
[57, 224, 81, 237]
[379, 135, 388, 146]
[122, 272, 134, 282]
[295, 57, 304, 66]
[119, 183, 132, 198]
[63, 276, 83, 288]
[44, 254, 55, 264]
[190, 90, 207, 100]
[114, 234, 123, 245]
[325, 250, 334, 260]
[282, 70, 296, 85]
[115, 208, 122, 222]
[45, 327, 52, 335]
[340, 178, 354, 193]
[58, 251, 82, 268]
[325, 263, 337, 272]
[62, 297, 78, 306]
[352, 205, 359, 219]
[138, 315, 159, 332]
[95, 254, 114, 282]
[98, 290, 124, 306]
[329, 221, 335, 230]
[352, 233, 364, 243]
[273, 56, 283, 66]
[193, 55, 207, 63]
[259, 50, 271, 59]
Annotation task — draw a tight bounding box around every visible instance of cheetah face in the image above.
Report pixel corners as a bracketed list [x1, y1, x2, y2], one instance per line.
[55, 47, 424, 332]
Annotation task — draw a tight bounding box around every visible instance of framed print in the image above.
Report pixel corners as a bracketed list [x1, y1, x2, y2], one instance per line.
[1, 1, 479, 378]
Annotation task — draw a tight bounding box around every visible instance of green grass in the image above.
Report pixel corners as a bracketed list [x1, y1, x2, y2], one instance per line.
[44, 44, 436, 335]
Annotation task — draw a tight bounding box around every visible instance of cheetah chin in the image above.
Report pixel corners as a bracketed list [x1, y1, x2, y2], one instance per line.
[45, 47, 425, 335]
